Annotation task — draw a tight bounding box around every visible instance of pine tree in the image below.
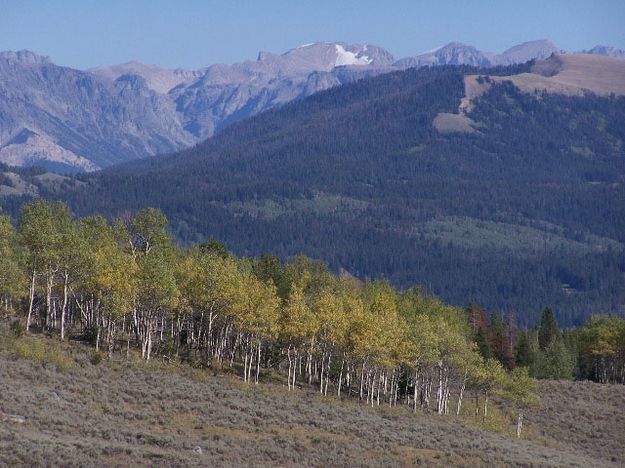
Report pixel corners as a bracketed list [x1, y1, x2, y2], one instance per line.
[514, 331, 534, 368]
[538, 307, 558, 351]
[491, 312, 514, 369]
[475, 327, 493, 360]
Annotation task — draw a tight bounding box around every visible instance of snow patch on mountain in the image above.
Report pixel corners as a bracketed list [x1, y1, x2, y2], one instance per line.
[420, 45, 443, 55]
[334, 44, 371, 66]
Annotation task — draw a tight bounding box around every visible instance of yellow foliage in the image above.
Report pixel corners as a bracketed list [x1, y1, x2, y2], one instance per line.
[8, 336, 75, 371]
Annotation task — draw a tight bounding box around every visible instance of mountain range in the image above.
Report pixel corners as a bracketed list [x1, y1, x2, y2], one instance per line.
[1, 39, 624, 172]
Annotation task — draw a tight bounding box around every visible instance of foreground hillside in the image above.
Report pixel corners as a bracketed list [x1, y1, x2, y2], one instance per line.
[0, 325, 623, 467]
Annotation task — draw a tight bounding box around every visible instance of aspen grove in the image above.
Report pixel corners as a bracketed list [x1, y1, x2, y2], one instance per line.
[2, 200, 622, 435]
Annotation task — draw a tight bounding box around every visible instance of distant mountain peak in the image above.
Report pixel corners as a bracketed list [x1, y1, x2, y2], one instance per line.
[499, 39, 561, 63]
[394, 41, 492, 69]
[441, 41, 472, 49]
[257, 50, 276, 62]
[257, 42, 394, 71]
[0, 49, 52, 65]
[395, 39, 563, 69]
[503, 39, 557, 50]
[88, 60, 205, 93]
[585, 45, 625, 59]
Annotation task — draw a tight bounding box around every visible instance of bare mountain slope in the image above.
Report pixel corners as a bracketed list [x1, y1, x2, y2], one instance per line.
[435, 54, 625, 134]
[88, 61, 206, 94]
[467, 54, 625, 100]
[0, 43, 391, 171]
[0, 51, 192, 171]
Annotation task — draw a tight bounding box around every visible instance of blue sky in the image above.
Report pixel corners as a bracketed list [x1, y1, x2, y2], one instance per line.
[1, 0, 624, 69]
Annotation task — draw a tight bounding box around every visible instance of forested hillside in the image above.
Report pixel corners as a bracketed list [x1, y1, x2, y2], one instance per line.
[2, 63, 625, 325]
[2, 201, 623, 396]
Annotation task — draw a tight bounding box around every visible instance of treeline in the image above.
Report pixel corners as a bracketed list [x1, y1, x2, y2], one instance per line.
[1, 201, 624, 436]
[467, 305, 625, 384]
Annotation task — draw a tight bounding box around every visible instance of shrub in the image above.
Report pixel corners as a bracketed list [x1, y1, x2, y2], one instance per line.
[47, 348, 74, 370]
[90, 351, 103, 365]
[11, 336, 45, 361]
[82, 326, 98, 345]
[10, 320, 25, 338]
[9, 335, 75, 371]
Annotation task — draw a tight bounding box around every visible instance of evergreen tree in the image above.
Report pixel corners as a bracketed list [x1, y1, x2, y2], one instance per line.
[538, 307, 558, 351]
[491, 312, 514, 369]
[514, 331, 535, 368]
[199, 238, 230, 259]
[475, 327, 493, 360]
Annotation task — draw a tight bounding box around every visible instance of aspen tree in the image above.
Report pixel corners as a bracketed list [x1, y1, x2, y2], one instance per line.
[177, 249, 245, 364]
[237, 268, 279, 383]
[578, 316, 625, 384]
[19, 200, 72, 332]
[504, 367, 538, 438]
[55, 218, 87, 341]
[280, 284, 314, 390]
[336, 284, 365, 398]
[129, 209, 179, 360]
[473, 358, 507, 422]
[313, 288, 348, 395]
[79, 216, 137, 353]
[0, 215, 25, 311]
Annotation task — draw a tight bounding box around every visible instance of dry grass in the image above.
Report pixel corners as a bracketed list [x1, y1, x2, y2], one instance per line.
[464, 54, 625, 101]
[433, 113, 476, 134]
[0, 320, 622, 467]
[522, 380, 625, 465]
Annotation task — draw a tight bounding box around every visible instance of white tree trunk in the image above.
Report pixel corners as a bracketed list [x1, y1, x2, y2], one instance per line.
[60, 272, 69, 341]
[255, 342, 261, 384]
[26, 268, 36, 331]
[456, 371, 467, 416]
[46, 270, 54, 330]
[337, 355, 345, 398]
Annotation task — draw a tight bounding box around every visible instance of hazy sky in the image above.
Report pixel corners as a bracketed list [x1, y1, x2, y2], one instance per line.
[1, 0, 624, 69]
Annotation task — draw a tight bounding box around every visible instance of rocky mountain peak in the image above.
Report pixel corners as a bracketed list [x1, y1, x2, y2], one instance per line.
[585, 45, 625, 59]
[0, 50, 52, 65]
[499, 39, 561, 64]
[256, 42, 394, 73]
